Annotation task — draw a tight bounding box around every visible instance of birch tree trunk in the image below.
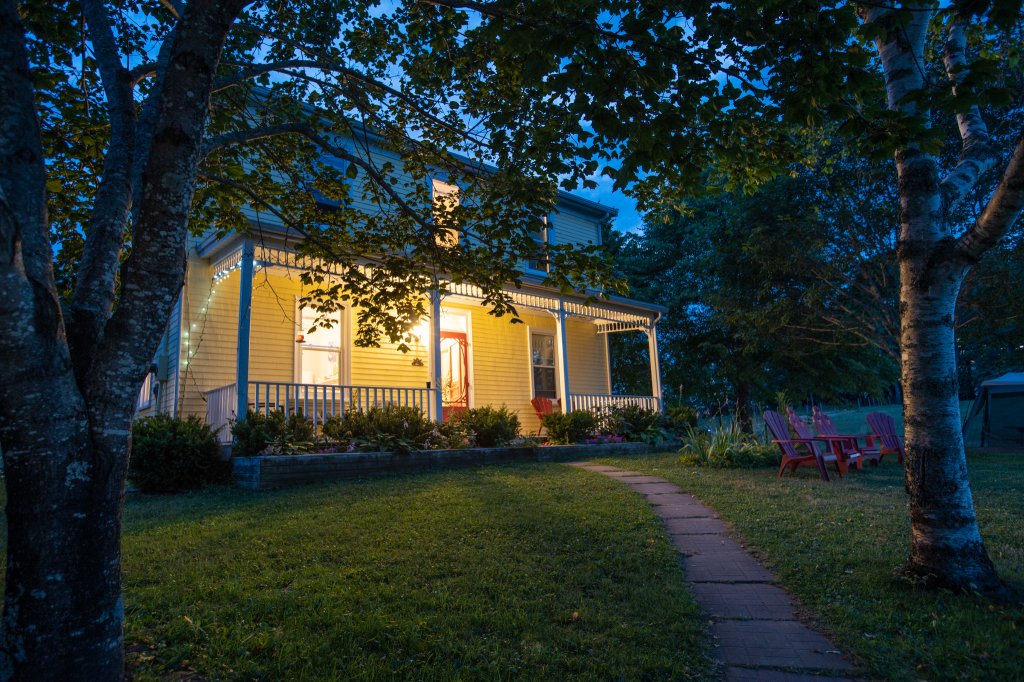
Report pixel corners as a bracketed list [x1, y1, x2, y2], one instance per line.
[868, 4, 1018, 593]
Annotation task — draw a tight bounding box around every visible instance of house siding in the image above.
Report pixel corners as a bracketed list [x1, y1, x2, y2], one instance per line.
[177, 259, 239, 419]
[552, 211, 600, 247]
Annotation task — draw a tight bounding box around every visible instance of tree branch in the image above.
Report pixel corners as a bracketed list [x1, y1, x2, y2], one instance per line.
[939, 19, 998, 211]
[955, 133, 1024, 261]
[68, 0, 139, 378]
[0, 0, 86, 457]
[88, 0, 249, 413]
[128, 61, 159, 85]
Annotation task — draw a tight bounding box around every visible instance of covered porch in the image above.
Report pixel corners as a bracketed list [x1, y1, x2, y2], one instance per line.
[196, 239, 664, 442]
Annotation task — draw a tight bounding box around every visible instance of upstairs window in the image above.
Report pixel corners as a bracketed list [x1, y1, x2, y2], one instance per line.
[431, 179, 460, 245]
[527, 216, 553, 273]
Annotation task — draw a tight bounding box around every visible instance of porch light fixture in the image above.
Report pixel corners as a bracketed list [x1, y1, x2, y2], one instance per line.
[295, 333, 306, 344]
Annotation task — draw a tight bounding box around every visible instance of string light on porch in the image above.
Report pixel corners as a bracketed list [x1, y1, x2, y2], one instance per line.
[183, 255, 263, 368]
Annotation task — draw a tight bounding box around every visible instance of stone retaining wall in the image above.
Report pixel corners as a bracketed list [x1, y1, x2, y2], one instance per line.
[233, 441, 668, 491]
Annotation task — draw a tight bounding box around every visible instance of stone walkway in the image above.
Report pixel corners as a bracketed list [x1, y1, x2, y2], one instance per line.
[569, 462, 859, 682]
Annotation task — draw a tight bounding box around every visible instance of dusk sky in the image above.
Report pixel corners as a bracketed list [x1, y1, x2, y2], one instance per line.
[572, 174, 645, 235]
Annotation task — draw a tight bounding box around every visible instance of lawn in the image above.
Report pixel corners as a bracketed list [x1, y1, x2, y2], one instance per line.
[592, 450, 1024, 682]
[114, 464, 712, 680]
[701, 401, 989, 447]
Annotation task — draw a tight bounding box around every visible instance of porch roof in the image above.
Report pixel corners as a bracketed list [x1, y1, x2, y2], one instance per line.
[204, 237, 664, 332]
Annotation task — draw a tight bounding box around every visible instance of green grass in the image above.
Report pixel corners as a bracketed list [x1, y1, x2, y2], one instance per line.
[114, 464, 712, 680]
[592, 451, 1024, 682]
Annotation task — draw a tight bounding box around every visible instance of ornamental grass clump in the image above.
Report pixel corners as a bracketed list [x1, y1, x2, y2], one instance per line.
[678, 424, 779, 469]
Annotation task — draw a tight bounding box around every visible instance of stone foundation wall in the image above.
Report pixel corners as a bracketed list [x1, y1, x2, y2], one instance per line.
[233, 441, 669, 491]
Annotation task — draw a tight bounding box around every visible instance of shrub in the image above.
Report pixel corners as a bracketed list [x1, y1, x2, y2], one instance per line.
[678, 424, 779, 469]
[542, 410, 598, 445]
[130, 415, 228, 492]
[330, 405, 433, 455]
[599, 404, 669, 444]
[452, 405, 521, 447]
[422, 419, 474, 450]
[231, 409, 316, 457]
[663, 403, 699, 430]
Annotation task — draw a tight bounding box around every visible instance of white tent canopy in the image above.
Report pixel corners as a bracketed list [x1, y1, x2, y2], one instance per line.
[963, 372, 1024, 447]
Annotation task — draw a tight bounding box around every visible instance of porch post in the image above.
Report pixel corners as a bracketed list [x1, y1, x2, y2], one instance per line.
[647, 316, 663, 412]
[428, 289, 443, 422]
[554, 301, 571, 413]
[235, 241, 255, 423]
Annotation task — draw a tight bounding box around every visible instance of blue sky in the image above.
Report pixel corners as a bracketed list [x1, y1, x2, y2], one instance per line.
[572, 174, 645, 234]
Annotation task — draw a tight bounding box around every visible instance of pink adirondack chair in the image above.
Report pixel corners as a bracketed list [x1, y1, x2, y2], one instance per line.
[866, 412, 905, 464]
[788, 410, 861, 476]
[812, 406, 883, 466]
[763, 410, 832, 481]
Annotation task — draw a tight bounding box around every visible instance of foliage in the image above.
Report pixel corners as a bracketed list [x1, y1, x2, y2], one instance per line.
[542, 410, 599, 445]
[678, 425, 779, 469]
[598, 404, 671, 444]
[323, 405, 433, 455]
[612, 171, 900, 418]
[230, 410, 316, 457]
[129, 416, 229, 493]
[593, 451, 1024, 681]
[421, 419, 475, 451]
[450, 405, 521, 447]
[663, 403, 699, 430]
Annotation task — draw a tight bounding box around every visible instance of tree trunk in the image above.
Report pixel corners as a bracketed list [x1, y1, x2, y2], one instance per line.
[1, 418, 131, 680]
[734, 382, 753, 434]
[898, 243, 1003, 592]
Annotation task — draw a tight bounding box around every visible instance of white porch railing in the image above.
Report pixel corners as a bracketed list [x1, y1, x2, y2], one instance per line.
[206, 382, 438, 443]
[206, 383, 237, 443]
[569, 393, 661, 413]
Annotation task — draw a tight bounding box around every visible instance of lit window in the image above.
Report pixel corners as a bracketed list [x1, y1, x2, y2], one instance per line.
[298, 307, 342, 385]
[531, 332, 557, 399]
[432, 179, 460, 245]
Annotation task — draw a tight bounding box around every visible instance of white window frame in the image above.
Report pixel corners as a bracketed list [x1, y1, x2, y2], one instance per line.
[294, 301, 349, 385]
[528, 327, 558, 400]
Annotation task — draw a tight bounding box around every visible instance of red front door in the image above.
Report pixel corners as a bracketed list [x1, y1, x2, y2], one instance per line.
[440, 331, 469, 421]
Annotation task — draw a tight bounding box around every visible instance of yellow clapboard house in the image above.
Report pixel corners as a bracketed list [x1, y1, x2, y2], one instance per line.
[136, 160, 664, 441]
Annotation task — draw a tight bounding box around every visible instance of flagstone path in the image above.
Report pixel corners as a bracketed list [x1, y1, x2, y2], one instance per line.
[569, 462, 860, 682]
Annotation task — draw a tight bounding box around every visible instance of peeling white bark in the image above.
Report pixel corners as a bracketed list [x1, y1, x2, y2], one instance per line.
[864, 4, 1018, 593]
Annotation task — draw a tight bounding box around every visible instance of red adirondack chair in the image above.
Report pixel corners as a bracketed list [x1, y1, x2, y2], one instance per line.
[788, 410, 861, 476]
[764, 410, 832, 481]
[866, 412, 905, 464]
[812, 406, 883, 466]
[531, 397, 557, 436]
